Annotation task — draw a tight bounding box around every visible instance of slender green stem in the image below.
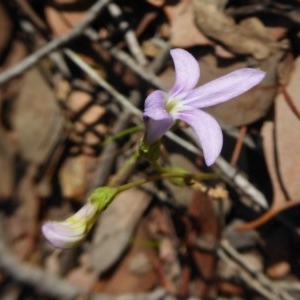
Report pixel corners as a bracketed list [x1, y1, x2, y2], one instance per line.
[109, 150, 140, 186]
[117, 171, 216, 192]
[101, 125, 143, 146]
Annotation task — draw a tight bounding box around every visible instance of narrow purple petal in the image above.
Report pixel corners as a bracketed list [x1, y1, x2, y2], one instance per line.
[144, 116, 174, 145]
[183, 68, 266, 108]
[178, 109, 223, 166]
[170, 49, 200, 96]
[144, 90, 169, 120]
[143, 89, 174, 144]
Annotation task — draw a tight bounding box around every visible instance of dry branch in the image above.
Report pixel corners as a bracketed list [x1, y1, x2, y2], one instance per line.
[0, 0, 111, 85]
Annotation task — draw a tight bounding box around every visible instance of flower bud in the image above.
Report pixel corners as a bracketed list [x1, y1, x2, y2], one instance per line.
[42, 201, 99, 249]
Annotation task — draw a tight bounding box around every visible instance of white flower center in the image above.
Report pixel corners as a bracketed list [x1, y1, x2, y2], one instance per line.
[164, 93, 194, 117]
[165, 96, 181, 114]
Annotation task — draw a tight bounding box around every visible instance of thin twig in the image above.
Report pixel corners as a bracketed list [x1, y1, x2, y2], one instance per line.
[230, 125, 247, 166]
[64, 49, 142, 116]
[220, 239, 295, 300]
[218, 248, 277, 300]
[107, 3, 147, 66]
[84, 28, 167, 90]
[0, 0, 111, 85]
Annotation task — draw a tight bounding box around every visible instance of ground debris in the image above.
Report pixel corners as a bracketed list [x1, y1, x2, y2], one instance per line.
[0, 1, 300, 299]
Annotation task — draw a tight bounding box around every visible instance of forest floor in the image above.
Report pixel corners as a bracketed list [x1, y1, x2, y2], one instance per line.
[1, 0, 300, 299]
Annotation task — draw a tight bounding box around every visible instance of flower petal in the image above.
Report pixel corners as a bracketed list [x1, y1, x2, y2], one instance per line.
[42, 221, 85, 249]
[42, 202, 99, 249]
[143, 90, 175, 144]
[178, 109, 223, 166]
[170, 49, 200, 96]
[183, 68, 266, 108]
[144, 116, 174, 145]
[144, 90, 168, 120]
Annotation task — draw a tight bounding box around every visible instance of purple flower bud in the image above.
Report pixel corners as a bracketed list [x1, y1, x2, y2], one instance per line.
[42, 202, 98, 249]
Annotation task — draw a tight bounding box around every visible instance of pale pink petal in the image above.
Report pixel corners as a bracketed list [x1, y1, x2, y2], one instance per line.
[183, 68, 266, 108]
[178, 110, 223, 166]
[170, 49, 200, 96]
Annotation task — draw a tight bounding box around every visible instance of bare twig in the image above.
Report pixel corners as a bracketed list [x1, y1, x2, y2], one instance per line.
[0, 0, 111, 85]
[64, 49, 142, 116]
[218, 248, 277, 300]
[107, 3, 147, 66]
[84, 28, 166, 90]
[230, 125, 247, 166]
[219, 239, 295, 300]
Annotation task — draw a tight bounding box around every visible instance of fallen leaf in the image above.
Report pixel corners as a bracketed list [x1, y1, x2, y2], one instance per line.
[93, 218, 157, 294]
[193, 0, 280, 60]
[90, 188, 152, 275]
[12, 69, 64, 164]
[275, 56, 300, 199]
[59, 155, 96, 200]
[164, 0, 212, 48]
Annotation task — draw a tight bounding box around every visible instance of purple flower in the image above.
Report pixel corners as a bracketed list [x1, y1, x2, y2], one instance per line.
[143, 49, 266, 166]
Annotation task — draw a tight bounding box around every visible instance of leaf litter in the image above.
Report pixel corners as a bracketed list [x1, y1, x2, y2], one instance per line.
[1, 0, 300, 299]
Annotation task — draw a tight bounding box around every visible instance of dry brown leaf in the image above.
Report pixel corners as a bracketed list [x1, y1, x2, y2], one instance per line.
[186, 192, 220, 298]
[262, 121, 286, 205]
[45, 5, 85, 36]
[66, 266, 97, 291]
[59, 155, 96, 200]
[90, 188, 152, 275]
[94, 218, 157, 294]
[235, 121, 287, 231]
[193, 0, 281, 60]
[164, 0, 212, 48]
[275, 56, 300, 199]
[12, 69, 64, 164]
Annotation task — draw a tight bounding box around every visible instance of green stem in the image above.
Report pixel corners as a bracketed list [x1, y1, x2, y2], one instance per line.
[117, 171, 216, 193]
[109, 150, 140, 186]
